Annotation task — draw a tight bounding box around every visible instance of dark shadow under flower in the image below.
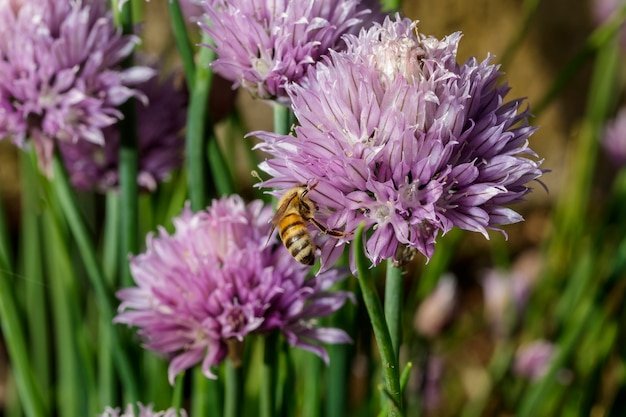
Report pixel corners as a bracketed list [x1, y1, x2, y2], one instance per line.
[58, 68, 187, 193]
[0, 0, 154, 174]
[115, 195, 353, 384]
[199, 0, 384, 104]
[252, 15, 545, 270]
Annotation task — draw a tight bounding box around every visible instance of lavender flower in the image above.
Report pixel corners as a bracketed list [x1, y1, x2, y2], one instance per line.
[602, 107, 626, 168]
[252, 15, 544, 269]
[199, 0, 382, 104]
[0, 0, 154, 173]
[115, 196, 352, 383]
[480, 268, 532, 337]
[100, 403, 186, 417]
[58, 68, 187, 192]
[513, 340, 556, 381]
[413, 273, 457, 339]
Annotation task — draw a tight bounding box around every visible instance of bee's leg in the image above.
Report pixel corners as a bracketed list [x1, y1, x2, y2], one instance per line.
[308, 217, 350, 238]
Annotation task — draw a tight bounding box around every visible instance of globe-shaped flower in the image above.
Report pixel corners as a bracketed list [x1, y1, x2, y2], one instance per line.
[0, 0, 154, 173]
[199, 0, 382, 104]
[58, 68, 187, 192]
[602, 107, 626, 168]
[100, 403, 186, 417]
[115, 196, 353, 383]
[252, 15, 545, 269]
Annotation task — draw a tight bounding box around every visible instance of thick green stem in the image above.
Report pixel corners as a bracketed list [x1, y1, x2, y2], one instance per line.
[273, 104, 291, 135]
[261, 332, 278, 417]
[20, 152, 51, 409]
[354, 225, 403, 416]
[167, 0, 196, 90]
[384, 261, 403, 359]
[0, 191, 46, 417]
[187, 34, 216, 211]
[50, 152, 139, 403]
[224, 361, 243, 417]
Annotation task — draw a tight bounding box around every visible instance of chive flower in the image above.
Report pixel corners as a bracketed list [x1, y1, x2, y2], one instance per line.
[602, 107, 626, 168]
[0, 0, 154, 173]
[199, 0, 381, 104]
[252, 15, 545, 269]
[115, 195, 353, 383]
[100, 403, 186, 417]
[58, 68, 187, 192]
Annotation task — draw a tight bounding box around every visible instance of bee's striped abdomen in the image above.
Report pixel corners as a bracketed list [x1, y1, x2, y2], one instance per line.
[279, 213, 315, 265]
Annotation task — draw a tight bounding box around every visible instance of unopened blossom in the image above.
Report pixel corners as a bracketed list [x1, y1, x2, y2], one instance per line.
[115, 196, 352, 384]
[100, 403, 186, 417]
[480, 268, 532, 337]
[513, 340, 556, 381]
[253, 15, 544, 270]
[59, 69, 187, 192]
[0, 0, 154, 173]
[602, 107, 626, 167]
[413, 273, 457, 338]
[199, 0, 383, 104]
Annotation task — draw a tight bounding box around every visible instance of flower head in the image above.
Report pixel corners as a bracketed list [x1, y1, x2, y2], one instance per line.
[59, 68, 187, 192]
[480, 268, 532, 337]
[115, 196, 352, 384]
[199, 0, 382, 104]
[602, 107, 626, 168]
[513, 340, 556, 381]
[413, 273, 457, 338]
[252, 15, 544, 270]
[0, 0, 154, 173]
[100, 403, 186, 417]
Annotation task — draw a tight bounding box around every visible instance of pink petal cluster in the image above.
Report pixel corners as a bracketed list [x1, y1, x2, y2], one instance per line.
[0, 0, 154, 172]
[253, 15, 544, 269]
[199, 0, 382, 104]
[115, 196, 352, 383]
[58, 68, 187, 192]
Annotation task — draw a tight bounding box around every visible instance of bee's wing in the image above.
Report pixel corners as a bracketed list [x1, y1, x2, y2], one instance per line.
[265, 191, 297, 246]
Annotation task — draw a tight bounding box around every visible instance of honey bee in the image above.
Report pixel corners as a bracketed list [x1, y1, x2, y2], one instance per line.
[270, 181, 348, 265]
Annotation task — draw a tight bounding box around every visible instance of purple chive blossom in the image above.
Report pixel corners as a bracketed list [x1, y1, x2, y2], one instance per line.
[199, 0, 382, 104]
[413, 273, 457, 339]
[100, 403, 187, 417]
[513, 340, 556, 381]
[0, 0, 155, 174]
[480, 268, 532, 337]
[58, 68, 187, 192]
[252, 15, 545, 270]
[115, 195, 353, 384]
[602, 107, 626, 168]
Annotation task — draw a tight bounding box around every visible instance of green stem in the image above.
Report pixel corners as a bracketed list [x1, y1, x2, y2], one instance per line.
[224, 362, 243, 417]
[208, 138, 235, 196]
[171, 372, 184, 411]
[167, 0, 196, 90]
[191, 366, 222, 417]
[20, 152, 51, 409]
[115, 0, 140, 286]
[187, 34, 216, 211]
[99, 193, 120, 408]
[43, 209, 88, 417]
[379, 0, 401, 12]
[384, 260, 403, 359]
[50, 152, 139, 403]
[0, 191, 47, 417]
[273, 104, 291, 135]
[354, 224, 403, 416]
[261, 332, 278, 417]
